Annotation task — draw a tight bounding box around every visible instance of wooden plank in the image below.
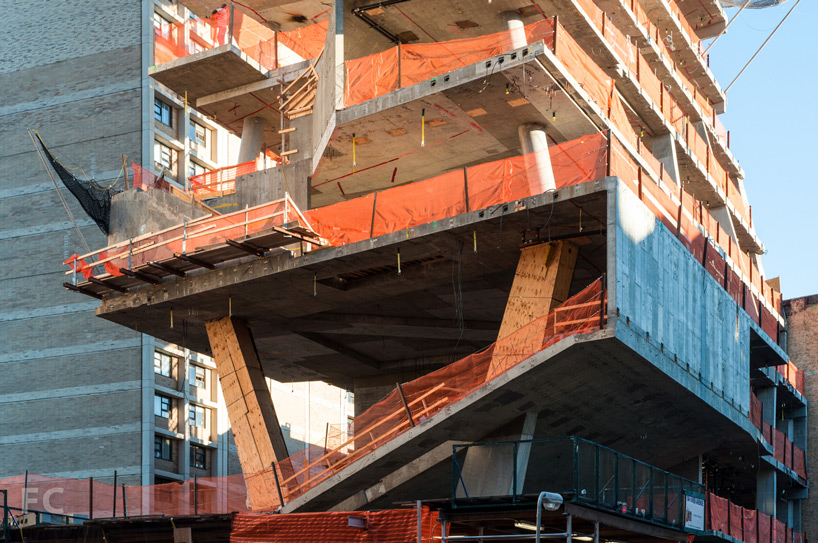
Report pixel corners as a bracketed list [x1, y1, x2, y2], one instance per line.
[489, 241, 578, 378]
[205, 317, 289, 509]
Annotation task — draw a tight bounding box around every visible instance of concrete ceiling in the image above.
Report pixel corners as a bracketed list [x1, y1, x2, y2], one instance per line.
[94, 188, 609, 388]
[344, 0, 548, 59]
[181, 0, 331, 31]
[311, 64, 596, 207]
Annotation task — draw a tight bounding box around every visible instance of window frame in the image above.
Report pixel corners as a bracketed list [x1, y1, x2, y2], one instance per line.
[154, 140, 175, 172]
[190, 444, 207, 469]
[189, 404, 207, 428]
[154, 351, 173, 377]
[153, 97, 173, 127]
[154, 436, 173, 461]
[189, 364, 208, 388]
[154, 394, 172, 418]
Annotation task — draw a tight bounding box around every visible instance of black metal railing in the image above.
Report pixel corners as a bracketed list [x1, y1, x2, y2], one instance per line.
[452, 436, 704, 532]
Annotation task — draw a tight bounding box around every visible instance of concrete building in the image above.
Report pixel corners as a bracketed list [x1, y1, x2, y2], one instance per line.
[2, 0, 811, 542]
[0, 0, 349, 488]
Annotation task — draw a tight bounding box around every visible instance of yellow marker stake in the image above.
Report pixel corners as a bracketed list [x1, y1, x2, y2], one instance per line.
[170, 308, 174, 329]
[313, 272, 317, 296]
[184, 87, 188, 116]
[473, 230, 477, 252]
[397, 249, 402, 275]
[421, 108, 425, 148]
[229, 296, 232, 317]
[352, 133, 356, 172]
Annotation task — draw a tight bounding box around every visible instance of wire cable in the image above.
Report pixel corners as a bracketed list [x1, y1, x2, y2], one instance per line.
[724, 0, 802, 93]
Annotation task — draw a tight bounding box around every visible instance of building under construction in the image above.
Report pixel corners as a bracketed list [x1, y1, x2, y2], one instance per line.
[2, 0, 811, 542]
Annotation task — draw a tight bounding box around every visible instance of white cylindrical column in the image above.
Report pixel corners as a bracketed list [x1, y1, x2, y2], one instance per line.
[237, 116, 266, 163]
[518, 123, 556, 193]
[500, 11, 527, 50]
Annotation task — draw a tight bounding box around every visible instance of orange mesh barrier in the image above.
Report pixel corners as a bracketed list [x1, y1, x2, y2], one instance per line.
[758, 512, 772, 543]
[708, 492, 728, 533]
[610, 92, 637, 148]
[750, 393, 762, 430]
[760, 306, 778, 344]
[231, 507, 438, 543]
[0, 473, 251, 517]
[729, 503, 743, 540]
[772, 428, 786, 465]
[304, 193, 376, 247]
[67, 196, 311, 280]
[609, 137, 639, 192]
[273, 279, 605, 502]
[132, 163, 172, 193]
[554, 25, 611, 113]
[190, 161, 257, 199]
[638, 55, 663, 108]
[344, 19, 554, 107]
[277, 20, 327, 61]
[372, 170, 467, 236]
[743, 508, 758, 543]
[306, 134, 607, 247]
[154, 10, 320, 71]
[772, 519, 785, 543]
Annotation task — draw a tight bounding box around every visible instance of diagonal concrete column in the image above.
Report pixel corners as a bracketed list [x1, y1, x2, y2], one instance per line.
[519, 123, 556, 194]
[651, 133, 681, 184]
[205, 316, 289, 509]
[238, 116, 267, 163]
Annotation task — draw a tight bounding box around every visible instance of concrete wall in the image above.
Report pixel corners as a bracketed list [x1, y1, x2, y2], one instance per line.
[0, 0, 145, 483]
[614, 182, 750, 413]
[782, 295, 817, 536]
[108, 189, 209, 245]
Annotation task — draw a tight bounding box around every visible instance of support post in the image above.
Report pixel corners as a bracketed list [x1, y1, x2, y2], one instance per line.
[112, 470, 117, 517]
[396, 382, 416, 427]
[89, 477, 93, 519]
[205, 317, 290, 509]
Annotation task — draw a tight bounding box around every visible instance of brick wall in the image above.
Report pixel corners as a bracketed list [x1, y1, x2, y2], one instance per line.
[782, 294, 818, 536]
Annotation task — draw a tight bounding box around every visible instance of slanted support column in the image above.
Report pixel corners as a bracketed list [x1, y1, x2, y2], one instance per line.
[500, 11, 527, 49]
[458, 412, 538, 498]
[652, 133, 681, 184]
[708, 204, 742, 253]
[238, 116, 266, 163]
[518, 123, 556, 194]
[205, 316, 288, 509]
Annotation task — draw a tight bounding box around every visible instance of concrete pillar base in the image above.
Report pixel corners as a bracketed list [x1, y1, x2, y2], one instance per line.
[238, 116, 267, 163]
[500, 11, 527, 49]
[518, 123, 556, 194]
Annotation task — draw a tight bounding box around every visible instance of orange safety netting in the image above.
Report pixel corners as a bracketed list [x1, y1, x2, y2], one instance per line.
[277, 20, 328, 62]
[66, 196, 310, 279]
[190, 161, 257, 199]
[154, 10, 324, 71]
[269, 278, 606, 503]
[743, 508, 758, 543]
[132, 163, 172, 193]
[305, 133, 608, 247]
[231, 507, 438, 543]
[344, 19, 555, 106]
[0, 472, 250, 518]
[750, 393, 762, 429]
[553, 25, 610, 115]
[730, 502, 743, 540]
[709, 492, 729, 533]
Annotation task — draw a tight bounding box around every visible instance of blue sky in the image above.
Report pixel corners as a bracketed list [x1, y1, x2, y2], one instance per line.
[706, 1, 817, 299]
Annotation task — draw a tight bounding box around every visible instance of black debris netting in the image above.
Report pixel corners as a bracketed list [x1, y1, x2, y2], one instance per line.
[36, 134, 123, 235]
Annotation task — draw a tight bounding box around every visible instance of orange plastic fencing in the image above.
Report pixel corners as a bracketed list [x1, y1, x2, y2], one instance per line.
[154, 10, 324, 71]
[305, 133, 608, 247]
[66, 196, 311, 280]
[554, 24, 611, 115]
[231, 506, 438, 543]
[190, 161, 257, 199]
[709, 492, 729, 533]
[344, 19, 555, 106]
[730, 502, 743, 540]
[0, 472, 251, 518]
[272, 278, 606, 502]
[132, 163, 172, 193]
[743, 508, 758, 543]
[750, 393, 762, 429]
[277, 20, 328, 61]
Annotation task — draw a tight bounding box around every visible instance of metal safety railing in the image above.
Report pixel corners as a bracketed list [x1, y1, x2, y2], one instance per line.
[452, 436, 704, 532]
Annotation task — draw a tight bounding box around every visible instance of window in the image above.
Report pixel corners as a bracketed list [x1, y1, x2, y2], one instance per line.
[154, 140, 175, 172]
[189, 121, 208, 147]
[189, 365, 208, 388]
[154, 394, 172, 418]
[190, 444, 207, 469]
[154, 437, 173, 460]
[153, 97, 173, 126]
[189, 404, 207, 428]
[153, 12, 171, 34]
[188, 160, 207, 179]
[154, 351, 173, 377]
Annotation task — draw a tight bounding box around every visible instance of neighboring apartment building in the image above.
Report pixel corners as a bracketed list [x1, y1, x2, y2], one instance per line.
[0, 0, 349, 486]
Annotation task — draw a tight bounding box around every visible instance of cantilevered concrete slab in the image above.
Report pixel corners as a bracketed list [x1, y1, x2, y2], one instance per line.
[280, 329, 763, 513]
[94, 181, 609, 386]
[181, 0, 328, 32]
[150, 44, 269, 102]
